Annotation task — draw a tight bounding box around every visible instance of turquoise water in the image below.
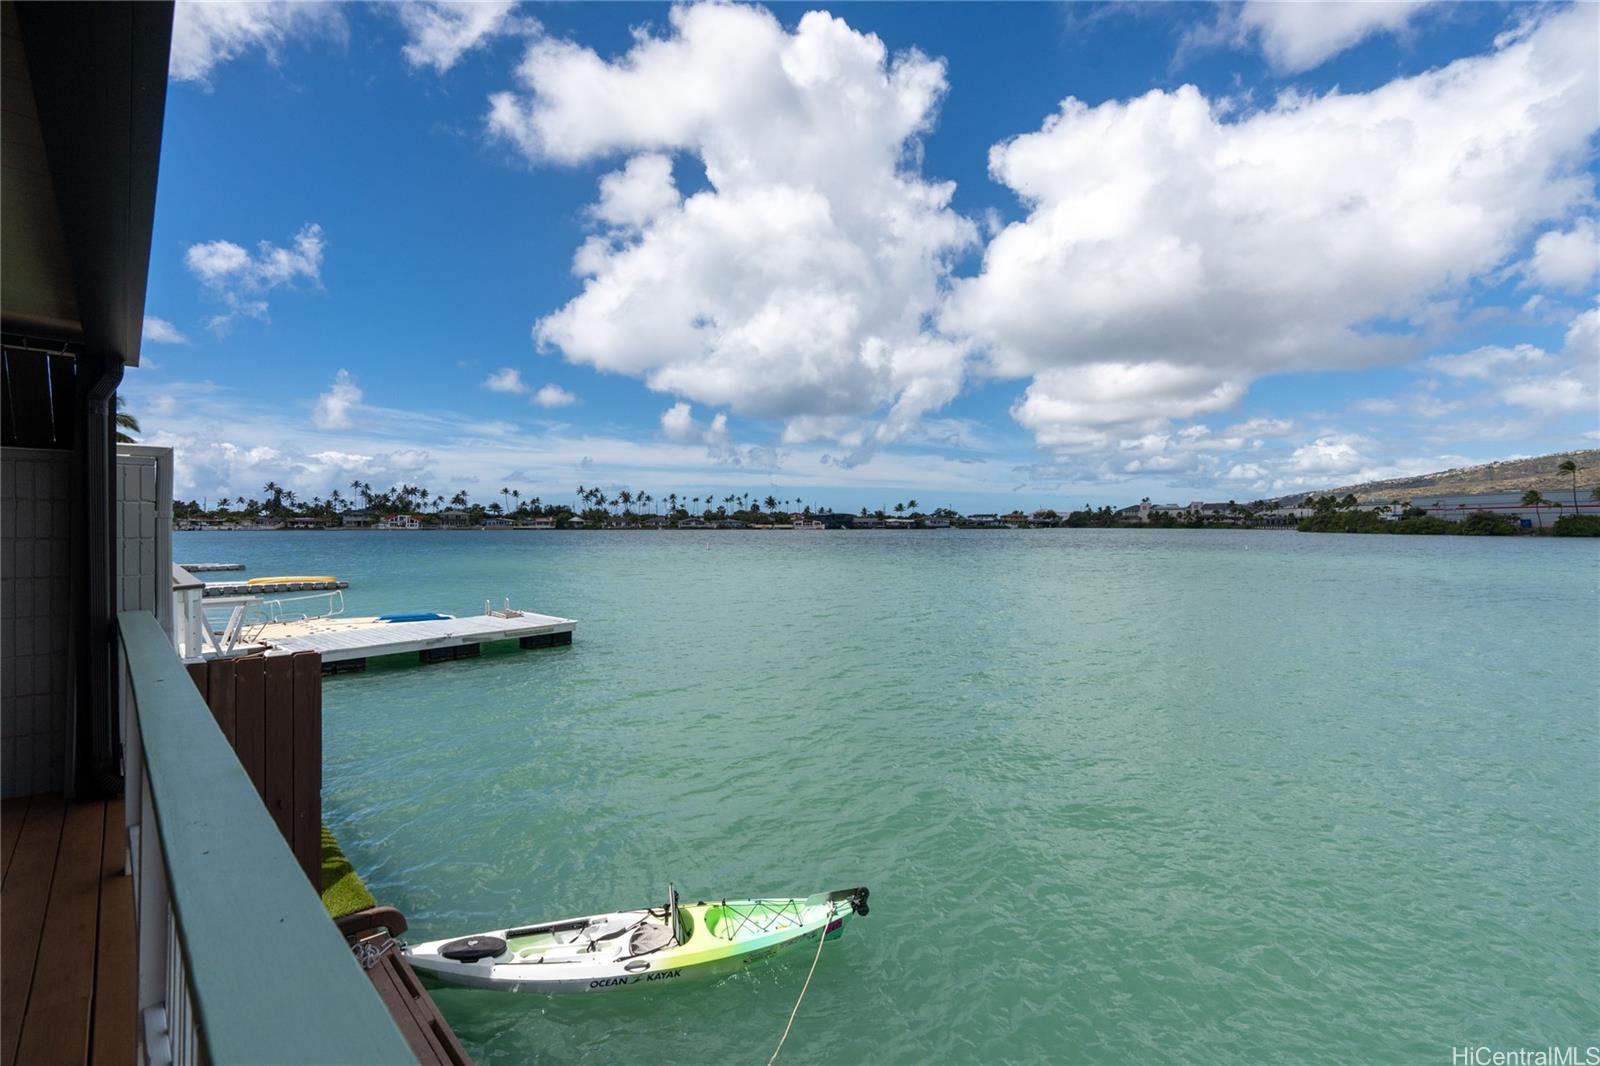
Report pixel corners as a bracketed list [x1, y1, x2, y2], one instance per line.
[178, 529, 1600, 1064]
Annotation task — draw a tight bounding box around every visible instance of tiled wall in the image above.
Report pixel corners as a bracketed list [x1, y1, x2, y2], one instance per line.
[1, 448, 74, 798]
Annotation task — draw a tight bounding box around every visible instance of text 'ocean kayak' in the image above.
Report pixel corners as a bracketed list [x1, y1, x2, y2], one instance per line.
[403, 886, 869, 994]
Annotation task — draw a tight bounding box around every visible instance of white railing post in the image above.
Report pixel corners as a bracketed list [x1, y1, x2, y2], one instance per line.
[137, 763, 171, 1064]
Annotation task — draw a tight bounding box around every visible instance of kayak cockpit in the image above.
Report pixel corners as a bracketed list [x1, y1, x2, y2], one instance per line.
[501, 907, 685, 965]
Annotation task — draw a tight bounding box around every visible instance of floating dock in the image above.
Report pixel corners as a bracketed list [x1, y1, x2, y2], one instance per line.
[203, 578, 349, 598]
[179, 562, 246, 572]
[253, 610, 577, 672]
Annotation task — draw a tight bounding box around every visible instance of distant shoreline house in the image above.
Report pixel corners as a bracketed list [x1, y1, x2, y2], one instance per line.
[377, 514, 421, 530]
[341, 510, 374, 528]
[437, 509, 471, 527]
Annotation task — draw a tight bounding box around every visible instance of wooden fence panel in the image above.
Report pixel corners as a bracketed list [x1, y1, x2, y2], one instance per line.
[205, 659, 236, 745]
[233, 658, 266, 795]
[291, 654, 321, 886]
[261, 657, 295, 845]
[185, 663, 207, 703]
[182, 652, 322, 889]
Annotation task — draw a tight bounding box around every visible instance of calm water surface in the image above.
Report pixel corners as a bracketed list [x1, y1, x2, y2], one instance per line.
[178, 529, 1600, 1064]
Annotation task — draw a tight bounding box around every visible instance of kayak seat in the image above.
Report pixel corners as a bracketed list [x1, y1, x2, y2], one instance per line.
[439, 934, 507, 963]
[627, 923, 673, 957]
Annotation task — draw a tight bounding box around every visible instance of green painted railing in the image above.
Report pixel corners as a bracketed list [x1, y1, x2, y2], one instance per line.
[118, 611, 416, 1064]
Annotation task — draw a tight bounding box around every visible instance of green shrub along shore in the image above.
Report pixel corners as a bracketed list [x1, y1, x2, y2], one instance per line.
[1298, 510, 1600, 537]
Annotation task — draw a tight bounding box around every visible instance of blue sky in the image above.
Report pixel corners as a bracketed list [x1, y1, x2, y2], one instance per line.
[128, 1, 1598, 512]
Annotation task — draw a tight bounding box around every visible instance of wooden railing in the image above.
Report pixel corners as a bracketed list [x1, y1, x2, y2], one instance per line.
[117, 611, 415, 1065]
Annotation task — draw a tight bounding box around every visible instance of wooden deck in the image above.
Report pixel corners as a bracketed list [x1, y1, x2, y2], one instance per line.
[1, 794, 135, 1066]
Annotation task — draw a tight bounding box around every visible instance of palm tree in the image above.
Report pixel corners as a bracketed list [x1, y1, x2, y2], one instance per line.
[1557, 458, 1579, 510]
[1522, 489, 1546, 529]
[113, 396, 140, 443]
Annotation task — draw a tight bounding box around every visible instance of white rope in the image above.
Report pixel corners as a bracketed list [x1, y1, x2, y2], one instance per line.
[767, 902, 834, 1066]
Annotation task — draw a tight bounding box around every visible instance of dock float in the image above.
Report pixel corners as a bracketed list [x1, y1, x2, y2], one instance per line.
[254, 610, 576, 672]
[180, 562, 246, 572]
[204, 578, 349, 597]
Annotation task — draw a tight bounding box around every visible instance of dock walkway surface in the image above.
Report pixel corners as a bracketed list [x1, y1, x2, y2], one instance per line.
[258, 611, 577, 664]
[177, 562, 244, 572]
[1, 794, 135, 1066]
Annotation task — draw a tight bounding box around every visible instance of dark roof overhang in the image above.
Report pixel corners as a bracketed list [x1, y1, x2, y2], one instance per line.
[1, 0, 173, 367]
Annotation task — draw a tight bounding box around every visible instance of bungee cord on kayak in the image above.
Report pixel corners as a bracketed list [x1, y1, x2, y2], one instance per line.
[768, 900, 835, 1066]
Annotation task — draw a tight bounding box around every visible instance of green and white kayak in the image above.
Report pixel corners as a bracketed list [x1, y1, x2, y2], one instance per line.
[403, 886, 869, 994]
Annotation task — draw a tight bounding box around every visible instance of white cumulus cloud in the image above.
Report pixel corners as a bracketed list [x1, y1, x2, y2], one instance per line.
[1012, 363, 1248, 451]
[1425, 344, 1552, 380]
[589, 153, 681, 231]
[399, 1, 526, 73]
[945, 3, 1598, 457]
[185, 223, 325, 333]
[312, 369, 362, 430]
[1236, 1, 1439, 73]
[1525, 217, 1600, 293]
[142, 316, 188, 344]
[659, 402, 768, 466]
[483, 367, 529, 394]
[533, 384, 577, 408]
[1499, 375, 1592, 415]
[170, 0, 344, 85]
[493, 3, 976, 453]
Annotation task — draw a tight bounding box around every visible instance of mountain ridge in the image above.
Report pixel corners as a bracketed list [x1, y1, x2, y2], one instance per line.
[1289, 449, 1599, 504]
